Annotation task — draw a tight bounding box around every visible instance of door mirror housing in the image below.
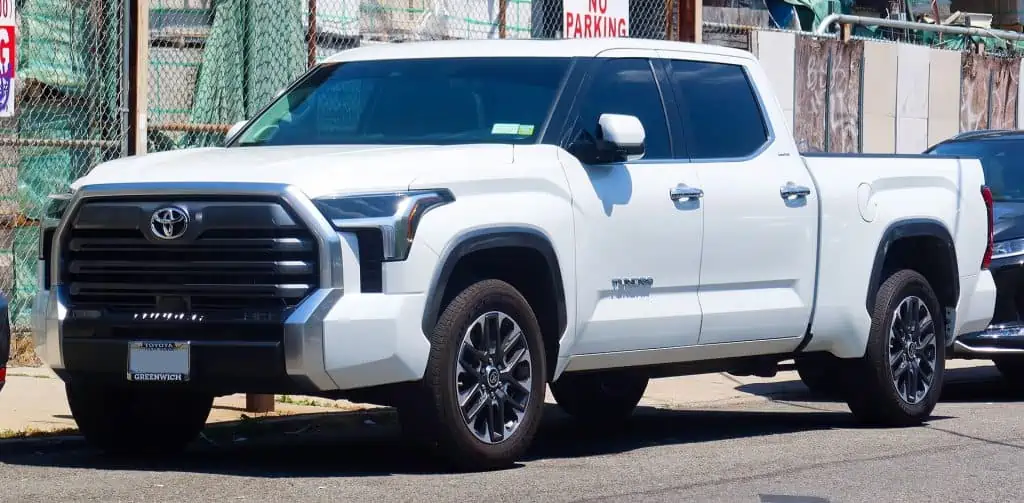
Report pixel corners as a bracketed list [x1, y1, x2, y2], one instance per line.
[225, 120, 247, 143]
[569, 113, 646, 165]
[598, 113, 645, 157]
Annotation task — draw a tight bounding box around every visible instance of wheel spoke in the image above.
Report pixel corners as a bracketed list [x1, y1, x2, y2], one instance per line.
[906, 364, 920, 401]
[488, 396, 506, 442]
[484, 313, 500, 357]
[502, 347, 528, 373]
[464, 389, 487, 423]
[890, 349, 904, 367]
[501, 389, 528, 413]
[458, 352, 482, 380]
[502, 327, 523, 360]
[503, 374, 530, 395]
[917, 331, 935, 353]
[460, 383, 482, 407]
[893, 357, 909, 378]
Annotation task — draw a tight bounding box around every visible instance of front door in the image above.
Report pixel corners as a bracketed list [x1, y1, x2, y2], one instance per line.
[559, 55, 705, 355]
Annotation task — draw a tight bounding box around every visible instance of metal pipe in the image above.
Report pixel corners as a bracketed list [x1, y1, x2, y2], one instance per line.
[0, 138, 121, 148]
[149, 122, 232, 133]
[814, 13, 1024, 41]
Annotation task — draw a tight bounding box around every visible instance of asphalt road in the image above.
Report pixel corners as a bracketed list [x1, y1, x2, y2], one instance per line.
[2, 366, 1022, 503]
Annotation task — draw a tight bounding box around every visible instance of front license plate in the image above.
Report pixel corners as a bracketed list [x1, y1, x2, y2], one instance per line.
[127, 341, 190, 382]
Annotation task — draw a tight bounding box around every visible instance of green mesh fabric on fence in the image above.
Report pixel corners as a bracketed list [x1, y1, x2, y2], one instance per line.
[4, 0, 127, 327]
[179, 0, 306, 148]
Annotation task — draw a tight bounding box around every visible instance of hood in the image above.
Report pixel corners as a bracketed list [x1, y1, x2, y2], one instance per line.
[73, 144, 514, 198]
[992, 201, 1024, 241]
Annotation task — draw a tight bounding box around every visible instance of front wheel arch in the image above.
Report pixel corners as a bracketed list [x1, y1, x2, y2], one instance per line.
[422, 227, 568, 382]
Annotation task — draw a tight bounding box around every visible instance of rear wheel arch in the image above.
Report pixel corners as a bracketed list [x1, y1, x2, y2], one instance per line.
[422, 227, 568, 380]
[866, 219, 959, 332]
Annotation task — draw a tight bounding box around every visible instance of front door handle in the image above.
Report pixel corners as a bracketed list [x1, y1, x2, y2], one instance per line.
[780, 182, 811, 200]
[670, 184, 704, 202]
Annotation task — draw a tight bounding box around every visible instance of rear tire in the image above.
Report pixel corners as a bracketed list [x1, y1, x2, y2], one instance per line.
[396, 279, 547, 471]
[994, 357, 1024, 386]
[842, 269, 946, 426]
[550, 369, 649, 425]
[794, 354, 843, 397]
[67, 379, 213, 456]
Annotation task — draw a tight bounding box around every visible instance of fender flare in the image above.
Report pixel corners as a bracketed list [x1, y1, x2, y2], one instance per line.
[864, 218, 959, 314]
[420, 226, 568, 338]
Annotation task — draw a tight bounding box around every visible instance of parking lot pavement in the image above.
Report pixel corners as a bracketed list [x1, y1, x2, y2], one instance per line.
[1, 363, 1021, 503]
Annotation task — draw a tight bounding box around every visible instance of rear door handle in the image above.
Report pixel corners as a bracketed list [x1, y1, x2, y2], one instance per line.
[670, 184, 704, 202]
[780, 182, 811, 200]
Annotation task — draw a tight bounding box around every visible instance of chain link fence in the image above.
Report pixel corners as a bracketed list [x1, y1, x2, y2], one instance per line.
[145, 0, 680, 151]
[1, 0, 128, 328]
[4, 0, 1024, 330]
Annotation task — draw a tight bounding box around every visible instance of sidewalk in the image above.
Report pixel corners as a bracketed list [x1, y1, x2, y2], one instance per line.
[0, 359, 996, 436]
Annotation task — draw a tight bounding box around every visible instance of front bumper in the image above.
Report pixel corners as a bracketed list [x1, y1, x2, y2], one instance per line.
[953, 258, 1024, 357]
[32, 286, 431, 394]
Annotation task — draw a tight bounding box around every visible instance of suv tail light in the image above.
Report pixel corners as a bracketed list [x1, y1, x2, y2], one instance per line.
[982, 185, 994, 270]
[0, 366, 6, 392]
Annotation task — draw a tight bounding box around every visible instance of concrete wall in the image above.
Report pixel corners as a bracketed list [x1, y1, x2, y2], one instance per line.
[751, 31, 1022, 153]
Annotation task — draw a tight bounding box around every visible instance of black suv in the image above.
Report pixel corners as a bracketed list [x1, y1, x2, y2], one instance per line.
[925, 129, 1024, 384]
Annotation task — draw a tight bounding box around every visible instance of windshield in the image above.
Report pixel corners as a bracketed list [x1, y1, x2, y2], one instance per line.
[231, 57, 571, 147]
[928, 139, 1024, 202]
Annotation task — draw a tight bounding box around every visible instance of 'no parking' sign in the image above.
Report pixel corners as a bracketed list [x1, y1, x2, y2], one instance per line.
[0, 0, 15, 118]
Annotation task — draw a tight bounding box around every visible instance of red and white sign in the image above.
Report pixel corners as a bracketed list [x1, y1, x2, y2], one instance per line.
[563, 0, 629, 39]
[0, 0, 14, 118]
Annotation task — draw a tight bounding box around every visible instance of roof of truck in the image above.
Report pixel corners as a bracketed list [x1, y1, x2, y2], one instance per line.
[323, 38, 756, 63]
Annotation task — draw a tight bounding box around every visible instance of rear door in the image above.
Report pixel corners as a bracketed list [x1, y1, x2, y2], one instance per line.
[655, 51, 818, 345]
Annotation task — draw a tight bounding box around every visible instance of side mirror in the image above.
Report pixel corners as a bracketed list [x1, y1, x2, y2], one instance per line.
[598, 113, 645, 158]
[225, 120, 247, 143]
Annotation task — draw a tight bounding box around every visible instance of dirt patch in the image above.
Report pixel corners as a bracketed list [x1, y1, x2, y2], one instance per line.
[8, 330, 40, 367]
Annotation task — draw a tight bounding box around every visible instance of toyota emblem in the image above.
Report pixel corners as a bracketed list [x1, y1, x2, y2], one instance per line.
[150, 206, 189, 240]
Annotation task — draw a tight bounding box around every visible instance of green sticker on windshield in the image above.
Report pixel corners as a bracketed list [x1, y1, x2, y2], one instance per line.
[491, 123, 536, 136]
[492, 123, 521, 135]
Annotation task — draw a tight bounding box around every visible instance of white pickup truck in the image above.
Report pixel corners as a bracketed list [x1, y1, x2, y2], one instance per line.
[33, 38, 996, 470]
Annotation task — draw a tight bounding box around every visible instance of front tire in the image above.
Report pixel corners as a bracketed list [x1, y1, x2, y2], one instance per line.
[67, 379, 213, 456]
[843, 269, 946, 426]
[550, 369, 649, 425]
[397, 279, 547, 471]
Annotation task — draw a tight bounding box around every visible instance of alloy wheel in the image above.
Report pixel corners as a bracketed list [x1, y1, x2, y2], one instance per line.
[455, 311, 533, 444]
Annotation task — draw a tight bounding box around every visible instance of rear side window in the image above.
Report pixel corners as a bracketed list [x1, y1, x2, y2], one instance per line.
[664, 60, 769, 160]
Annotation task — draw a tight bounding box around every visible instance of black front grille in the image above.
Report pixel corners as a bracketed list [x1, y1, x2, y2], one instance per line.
[61, 198, 320, 311]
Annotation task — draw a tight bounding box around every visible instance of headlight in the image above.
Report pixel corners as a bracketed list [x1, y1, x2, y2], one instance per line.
[313, 189, 454, 261]
[992, 237, 1024, 259]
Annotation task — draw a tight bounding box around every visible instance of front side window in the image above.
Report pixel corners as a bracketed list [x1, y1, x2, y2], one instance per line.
[928, 139, 1024, 202]
[572, 58, 672, 160]
[232, 57, 571, 147]
[665, 60, 769, 160]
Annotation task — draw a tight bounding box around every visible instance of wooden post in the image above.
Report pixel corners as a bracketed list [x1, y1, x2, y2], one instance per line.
[246, 394, 275, 413]
[664, 0, 675, 39]
[498, 0, 508, 38]
[127, 0, 149, 156]
[307, 0, 317, 67]
[677, 0, 702, 43]
[840, 22, 852, 42]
